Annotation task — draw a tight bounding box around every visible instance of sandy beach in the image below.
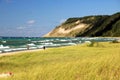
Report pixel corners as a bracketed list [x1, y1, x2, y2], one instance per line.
[0, 49, 43, 57]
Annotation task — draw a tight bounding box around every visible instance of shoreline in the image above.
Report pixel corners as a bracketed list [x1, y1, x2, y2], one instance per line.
[0, 49, 43, 56]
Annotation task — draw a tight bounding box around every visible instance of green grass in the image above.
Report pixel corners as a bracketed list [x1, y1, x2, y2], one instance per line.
[0, 42, 120, 80]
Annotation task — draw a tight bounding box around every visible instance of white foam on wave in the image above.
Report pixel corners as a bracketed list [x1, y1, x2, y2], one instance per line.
[27, 43, 36, 46]
[68, 43, 76, 45]
[0, 45, 9, 49]
[29, 47, 37, 49]
[37, 46, 44, 49]
[2, 41, 6, 43]
[60, 39, 68, 42]
[44, 42, 53, 45]
[3, 49, 12, 52]
[12, 48, 27, 51]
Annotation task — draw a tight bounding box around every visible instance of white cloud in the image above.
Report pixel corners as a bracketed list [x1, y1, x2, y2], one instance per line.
[27, 20, 36, 24]
[16, 26, 26, 30]
[26, 20, 36, 27]
[16, 20, 36, 30]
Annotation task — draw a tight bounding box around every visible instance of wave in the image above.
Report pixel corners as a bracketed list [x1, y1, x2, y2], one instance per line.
[0, 45, 9, 49]
[0, 37, 117, 53]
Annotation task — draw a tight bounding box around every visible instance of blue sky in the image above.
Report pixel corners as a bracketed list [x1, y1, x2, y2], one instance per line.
[0, 0, 120, 37]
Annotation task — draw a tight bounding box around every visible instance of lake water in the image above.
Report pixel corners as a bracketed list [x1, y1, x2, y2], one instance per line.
[0, 37, 117, 53]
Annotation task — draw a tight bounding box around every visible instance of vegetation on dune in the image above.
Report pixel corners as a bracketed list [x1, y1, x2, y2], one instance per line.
[102, 19, 120, 37]
[92, 12, 120, 37]
[44, 12, 120, 37]
[76, 15, 109, 37]
[0, 42, 120, 80]
[71, 12, 120, 37]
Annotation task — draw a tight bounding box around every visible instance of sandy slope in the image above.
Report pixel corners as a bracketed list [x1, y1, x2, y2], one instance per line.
[57, 24, 89, 34]
[44, 23, 89, 37]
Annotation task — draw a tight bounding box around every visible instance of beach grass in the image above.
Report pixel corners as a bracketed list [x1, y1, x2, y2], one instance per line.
[0, 42, 120, 80]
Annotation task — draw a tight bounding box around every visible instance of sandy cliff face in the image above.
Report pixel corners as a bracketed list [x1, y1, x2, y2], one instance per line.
[44, 12, 120, 37]
[44, 22, 90, 37]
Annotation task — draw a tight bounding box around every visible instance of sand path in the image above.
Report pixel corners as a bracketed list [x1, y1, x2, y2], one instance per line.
[0, 49, 43, 57]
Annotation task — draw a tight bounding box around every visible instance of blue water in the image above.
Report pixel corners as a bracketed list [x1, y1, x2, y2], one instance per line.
[0, 37, 117, 53]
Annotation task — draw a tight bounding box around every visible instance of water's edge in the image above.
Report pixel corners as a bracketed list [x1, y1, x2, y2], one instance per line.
[0, 37, 117, 53]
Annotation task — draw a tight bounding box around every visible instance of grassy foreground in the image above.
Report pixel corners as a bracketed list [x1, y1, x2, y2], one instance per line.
[0, 42, 120, 80]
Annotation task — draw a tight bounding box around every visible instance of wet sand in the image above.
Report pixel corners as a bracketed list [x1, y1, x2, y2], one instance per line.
[0, 49, 43, 57]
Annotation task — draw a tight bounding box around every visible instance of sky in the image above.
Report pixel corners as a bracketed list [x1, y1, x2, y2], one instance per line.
[0, 0, 120, 37]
